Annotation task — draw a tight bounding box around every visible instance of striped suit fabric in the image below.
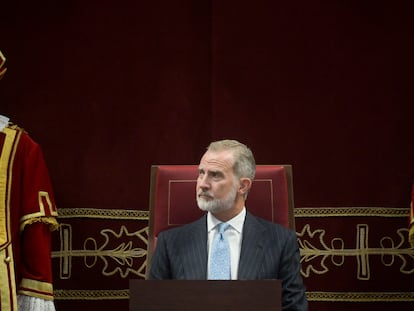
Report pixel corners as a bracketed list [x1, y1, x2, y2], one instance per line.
[149, 211, 308, 311]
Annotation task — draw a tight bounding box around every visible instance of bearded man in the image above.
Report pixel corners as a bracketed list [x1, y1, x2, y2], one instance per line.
[149, 139, 307, 311]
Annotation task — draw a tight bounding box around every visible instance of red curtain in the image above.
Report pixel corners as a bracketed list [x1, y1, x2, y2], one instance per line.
[1, 1, 413, 310]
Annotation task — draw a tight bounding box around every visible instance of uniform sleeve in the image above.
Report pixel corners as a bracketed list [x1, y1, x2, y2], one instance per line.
[16, 132, 58, 301]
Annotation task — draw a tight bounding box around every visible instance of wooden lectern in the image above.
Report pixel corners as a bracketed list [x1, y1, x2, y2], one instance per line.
[129, 279, 281, 311]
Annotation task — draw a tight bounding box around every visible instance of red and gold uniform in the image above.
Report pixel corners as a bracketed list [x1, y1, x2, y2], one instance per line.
[0, 123, 58, 311]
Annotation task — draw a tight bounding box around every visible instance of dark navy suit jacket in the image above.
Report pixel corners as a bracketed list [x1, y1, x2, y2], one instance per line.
[149, 211, 308, 311]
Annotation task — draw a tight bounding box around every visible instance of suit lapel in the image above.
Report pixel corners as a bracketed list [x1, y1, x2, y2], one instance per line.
[238, 212, 266, 279]
[178, 213, 266, 280]
[181, 216, 208, 279]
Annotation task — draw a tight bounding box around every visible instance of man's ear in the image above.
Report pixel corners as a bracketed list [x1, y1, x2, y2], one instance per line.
[239, 178, 252, 195]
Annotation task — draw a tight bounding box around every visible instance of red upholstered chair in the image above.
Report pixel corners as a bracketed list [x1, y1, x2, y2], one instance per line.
[146, 165, 295, 277]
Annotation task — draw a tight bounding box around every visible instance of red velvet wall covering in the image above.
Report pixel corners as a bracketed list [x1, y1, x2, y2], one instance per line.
[1, 1, 413, 310]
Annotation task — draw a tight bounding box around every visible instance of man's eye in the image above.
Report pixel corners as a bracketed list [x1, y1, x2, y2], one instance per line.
[211, 172, 221, 179]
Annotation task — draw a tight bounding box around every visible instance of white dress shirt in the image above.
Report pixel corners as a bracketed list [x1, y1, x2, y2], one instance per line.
[207, 207, 246, 280]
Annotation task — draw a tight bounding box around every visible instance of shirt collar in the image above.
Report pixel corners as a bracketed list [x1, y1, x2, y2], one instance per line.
[207, 207, 246, 233]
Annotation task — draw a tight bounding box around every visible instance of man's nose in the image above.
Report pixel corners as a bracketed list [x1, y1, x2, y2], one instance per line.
[198, 175, 210, 189]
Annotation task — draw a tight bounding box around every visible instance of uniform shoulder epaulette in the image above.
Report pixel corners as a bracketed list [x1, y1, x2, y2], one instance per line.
[6, 123, 27, 134]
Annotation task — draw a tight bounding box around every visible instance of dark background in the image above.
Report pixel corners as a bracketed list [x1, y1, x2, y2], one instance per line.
[1, 1, 413, 310]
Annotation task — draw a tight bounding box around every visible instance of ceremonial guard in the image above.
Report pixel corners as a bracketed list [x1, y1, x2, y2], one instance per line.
[1, 50, 58, 311]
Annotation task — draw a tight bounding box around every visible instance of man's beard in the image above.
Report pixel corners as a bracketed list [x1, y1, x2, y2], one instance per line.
[196, 184, 238, 214]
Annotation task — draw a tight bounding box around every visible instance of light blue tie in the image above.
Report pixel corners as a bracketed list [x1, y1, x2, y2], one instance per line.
[209, 222, 231, 280]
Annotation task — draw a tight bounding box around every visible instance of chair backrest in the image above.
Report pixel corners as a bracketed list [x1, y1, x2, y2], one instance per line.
[146, 165, 295, 276]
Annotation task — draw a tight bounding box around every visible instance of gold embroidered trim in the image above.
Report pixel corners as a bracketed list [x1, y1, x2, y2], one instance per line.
[19, 191, 58, 225]
[0, 126, 21, 310]
[0, 50, 6, 78]
[53, 289, 414, 302]
[19, 216, 59, 233]
[54, 207, 409, 219]
[56, 208, 149, 220]
[51, 225, 148, 280]
[294, 207, 409, 218]
[0, 127, 21, 248]
[18, 278, 54, 300]
[306, 291, 414, 302]
[0, 245, 18, 310]
[54, 289, 129, 300]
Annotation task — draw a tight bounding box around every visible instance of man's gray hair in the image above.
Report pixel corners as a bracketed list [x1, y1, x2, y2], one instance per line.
[207, 139, 256, 180]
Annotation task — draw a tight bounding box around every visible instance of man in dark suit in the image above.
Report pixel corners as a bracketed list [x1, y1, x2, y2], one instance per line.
[149, 139, 308, 311]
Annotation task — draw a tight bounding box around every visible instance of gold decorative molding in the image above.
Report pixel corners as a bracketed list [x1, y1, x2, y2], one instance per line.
[52, 225, 148, 279]
[0, 50, 7, 79]
[56, 206, 410, 219]
[306, 291, 414, 302]
[298, 224, 414, 280]
[54, 289, 129, 300]
[52, 206, 414, 303]
[295, 207, 409, 218]
[53, 289, 414, 302]
[57, 208, 149, 220]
